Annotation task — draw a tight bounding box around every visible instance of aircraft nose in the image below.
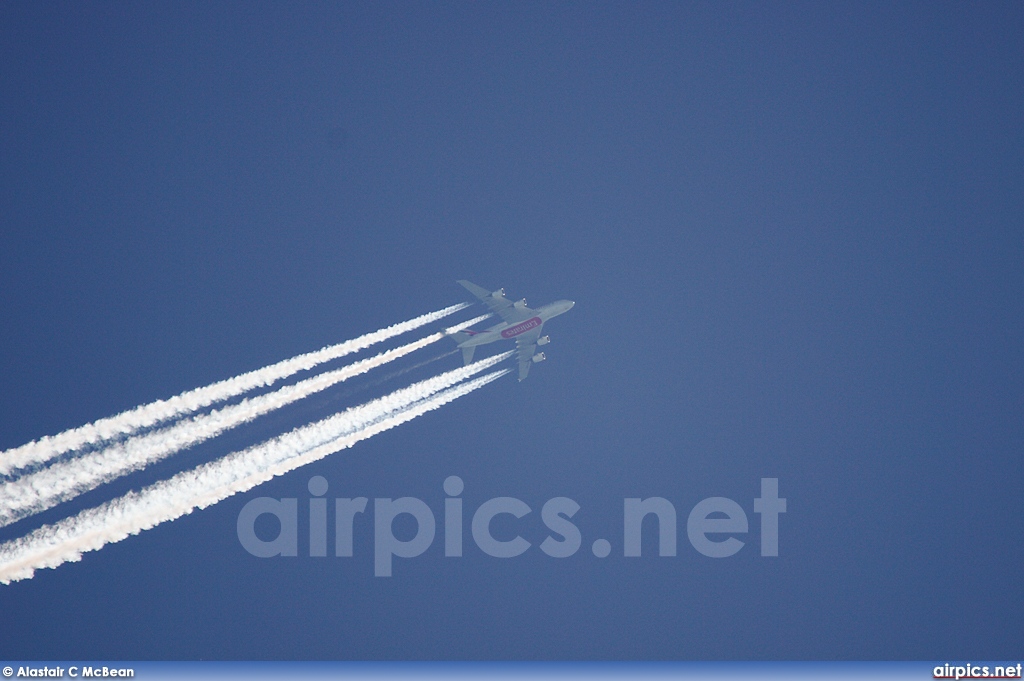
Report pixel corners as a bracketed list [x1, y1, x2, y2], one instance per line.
[567, 300, 576, 309]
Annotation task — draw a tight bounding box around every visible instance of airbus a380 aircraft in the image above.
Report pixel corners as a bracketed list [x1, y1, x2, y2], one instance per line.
[451, 280, 575, 381]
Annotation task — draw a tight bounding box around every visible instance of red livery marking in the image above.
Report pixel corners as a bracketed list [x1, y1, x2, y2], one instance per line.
[501, 317, 541, 339]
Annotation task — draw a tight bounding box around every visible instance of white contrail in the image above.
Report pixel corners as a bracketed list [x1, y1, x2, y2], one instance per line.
[0, 303, 471, 477]
[0, 314, 491, 528]
[0, 358, 511, 584]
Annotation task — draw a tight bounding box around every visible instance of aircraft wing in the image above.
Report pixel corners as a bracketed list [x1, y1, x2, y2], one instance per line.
[514, 326, 544, 381]
[458, 280, 535, 324]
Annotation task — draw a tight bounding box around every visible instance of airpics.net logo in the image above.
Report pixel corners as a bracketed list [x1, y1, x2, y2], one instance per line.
[236, 477, 786, 576]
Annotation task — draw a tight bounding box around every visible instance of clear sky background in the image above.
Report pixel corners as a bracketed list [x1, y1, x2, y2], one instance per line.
[1, 1, 1021, 660]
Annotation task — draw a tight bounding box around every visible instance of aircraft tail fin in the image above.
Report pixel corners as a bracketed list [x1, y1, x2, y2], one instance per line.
[449, 330, 477, 366]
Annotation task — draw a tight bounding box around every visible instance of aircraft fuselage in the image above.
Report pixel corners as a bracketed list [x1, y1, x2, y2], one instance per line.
[458, 300, 574, 348]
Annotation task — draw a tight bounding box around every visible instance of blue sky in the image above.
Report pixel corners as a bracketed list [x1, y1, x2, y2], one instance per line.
[1, 1, 1021, 660]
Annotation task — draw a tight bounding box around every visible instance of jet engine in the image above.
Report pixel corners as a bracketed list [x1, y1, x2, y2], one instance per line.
[491, 288, 504, 298]
[514, 298, 528, 310]
[532, 352, 547, 363]
[537, 335, 550, 346]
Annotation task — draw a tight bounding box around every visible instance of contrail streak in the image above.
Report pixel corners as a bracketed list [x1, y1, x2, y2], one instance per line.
[323, 348, 460, 405]
[0, 315, 490, 528]
[0, 303, 470, 477]
[0, 357, 512, 584]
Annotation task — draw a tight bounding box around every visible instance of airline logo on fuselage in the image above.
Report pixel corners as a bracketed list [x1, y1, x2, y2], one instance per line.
[501, 317, 541, 339]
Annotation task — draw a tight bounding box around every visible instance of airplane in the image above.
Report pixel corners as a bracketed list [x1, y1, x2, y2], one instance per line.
[451, 280, 575, 381]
